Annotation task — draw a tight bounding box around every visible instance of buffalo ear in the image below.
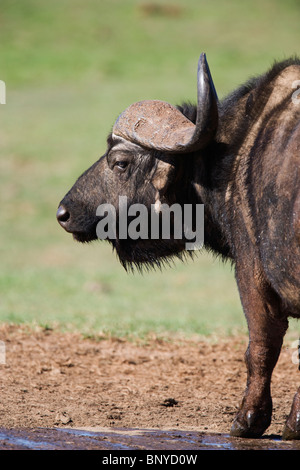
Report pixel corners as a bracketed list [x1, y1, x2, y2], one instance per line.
[152, 159, 174, 192]
[151, 158, 177, 211]
[112, 53, 218, 153]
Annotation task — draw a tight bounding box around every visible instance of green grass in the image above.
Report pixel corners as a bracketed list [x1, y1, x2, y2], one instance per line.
[0, 0, 299, 338]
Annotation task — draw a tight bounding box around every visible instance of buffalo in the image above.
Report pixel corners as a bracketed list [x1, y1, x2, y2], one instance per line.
[57, 53, 300, 439]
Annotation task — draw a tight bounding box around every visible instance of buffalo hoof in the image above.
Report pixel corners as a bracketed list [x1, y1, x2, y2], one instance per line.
[282, 424, 300, 440]
[230, 409, 271, 438]
[282, 392, 300, 440]
[282, 413, 300, 440]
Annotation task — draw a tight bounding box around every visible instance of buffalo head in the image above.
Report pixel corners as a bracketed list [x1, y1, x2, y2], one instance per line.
[57, 53, 218, 269]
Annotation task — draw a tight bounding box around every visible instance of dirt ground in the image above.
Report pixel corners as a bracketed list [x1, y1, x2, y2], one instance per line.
[0, 324, 299, 438]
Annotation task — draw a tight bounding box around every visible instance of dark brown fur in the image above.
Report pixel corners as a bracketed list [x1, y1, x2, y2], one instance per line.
[57, 58, 300, 438]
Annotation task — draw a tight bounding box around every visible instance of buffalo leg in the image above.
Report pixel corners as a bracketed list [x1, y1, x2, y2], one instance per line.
[283, 388, 300, 439]
[230, 264, 288, 438]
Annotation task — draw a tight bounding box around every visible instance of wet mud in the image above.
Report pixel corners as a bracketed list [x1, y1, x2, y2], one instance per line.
[0, 427, 300, 450]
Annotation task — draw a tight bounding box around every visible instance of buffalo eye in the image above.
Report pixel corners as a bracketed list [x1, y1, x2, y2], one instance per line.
[114, 160, 129, 171]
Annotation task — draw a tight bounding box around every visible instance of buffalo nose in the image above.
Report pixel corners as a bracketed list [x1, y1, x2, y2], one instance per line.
[56, 205, 70, 227]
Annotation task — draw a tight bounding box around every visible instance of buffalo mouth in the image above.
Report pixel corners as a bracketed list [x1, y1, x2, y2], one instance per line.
[56, 204, 99, 243]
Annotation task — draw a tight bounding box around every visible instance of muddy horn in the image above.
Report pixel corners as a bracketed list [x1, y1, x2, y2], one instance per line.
[112, 53, 218, 153]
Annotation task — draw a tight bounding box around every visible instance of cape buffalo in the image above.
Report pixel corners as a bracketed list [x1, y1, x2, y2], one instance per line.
[57, 53, 300, 439]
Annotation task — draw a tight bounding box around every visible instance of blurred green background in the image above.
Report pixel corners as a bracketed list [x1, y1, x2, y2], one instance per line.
[0, 0, 299, 339]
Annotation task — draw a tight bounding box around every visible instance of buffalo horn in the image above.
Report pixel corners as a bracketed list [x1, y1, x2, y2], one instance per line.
[112, 53, 218, 153]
